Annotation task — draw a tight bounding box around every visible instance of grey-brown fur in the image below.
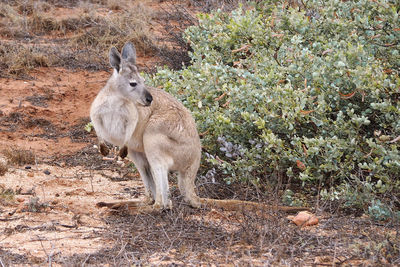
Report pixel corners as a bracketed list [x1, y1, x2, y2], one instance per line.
[90, 42, 201, 209]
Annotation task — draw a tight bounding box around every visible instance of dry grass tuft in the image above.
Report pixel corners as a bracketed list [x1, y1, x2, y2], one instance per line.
[28, 10, 102, 35]
[3, 148, 36, 166]
[26, 197, 48, 212]
[16, 1, 34, 15]
[106, 0, 126, 11]
[0, 42, 50, 77]
[71, 2, 156, 55]
[0, 185, 15, 205]
[28, 12, 60, 34]
[0, 1, 159, 77]
[0, 162, 8, 176]
[189, 0, 254, 12]
[54, 203, 400, 265]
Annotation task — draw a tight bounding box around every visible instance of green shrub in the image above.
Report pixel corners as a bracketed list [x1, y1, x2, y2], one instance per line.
[149, 0, 399, 210]
[368, 199, 392, 221]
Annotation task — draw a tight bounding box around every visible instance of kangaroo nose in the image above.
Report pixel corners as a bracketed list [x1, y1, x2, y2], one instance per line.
[145, 92, 153, 105]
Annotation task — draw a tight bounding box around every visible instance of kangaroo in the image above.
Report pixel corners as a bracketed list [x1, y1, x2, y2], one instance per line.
[90, 42, 201, 210]
[91, 42, 311, 214]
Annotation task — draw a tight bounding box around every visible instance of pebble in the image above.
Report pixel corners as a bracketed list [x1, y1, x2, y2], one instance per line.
[43, 170, 51, 175]
[288, 211, 319, 227]
[25, 166, 31, 169]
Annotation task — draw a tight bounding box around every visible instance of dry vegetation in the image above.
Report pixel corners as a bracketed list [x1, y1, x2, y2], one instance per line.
[0, 0, 172, 78]
[0, 162, 8, 176]
[2, 148, 36, 166]
[1, 201, 398, 265]
[0, 0, 398, 265]
[0, 0, 253, 78]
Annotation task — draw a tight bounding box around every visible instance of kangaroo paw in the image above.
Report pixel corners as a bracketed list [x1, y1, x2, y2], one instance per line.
[119, 145, 128, 158]
[99, 143, 110, 156]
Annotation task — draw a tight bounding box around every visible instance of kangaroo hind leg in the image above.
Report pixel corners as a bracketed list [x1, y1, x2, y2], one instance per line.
[178, 168, 201, 208]
[149, 160, 171, 210]
[129, 151, 155, 205]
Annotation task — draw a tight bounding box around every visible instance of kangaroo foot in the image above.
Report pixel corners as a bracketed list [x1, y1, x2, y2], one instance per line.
[186, 196, 201, 208]
[152, 200, 173, 211]
[144, 195, 155, 205]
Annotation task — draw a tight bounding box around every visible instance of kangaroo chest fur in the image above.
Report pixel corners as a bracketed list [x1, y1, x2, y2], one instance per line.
[90, 93, 149, 152]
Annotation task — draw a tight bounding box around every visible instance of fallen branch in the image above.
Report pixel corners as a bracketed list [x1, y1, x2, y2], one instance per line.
[0, 216, 23, 221]
[97, 199, 155, 213]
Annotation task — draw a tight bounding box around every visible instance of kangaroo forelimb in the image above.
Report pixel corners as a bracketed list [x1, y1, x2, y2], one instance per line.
[118, 145, 128, 159]
[99, 143, 110, 156]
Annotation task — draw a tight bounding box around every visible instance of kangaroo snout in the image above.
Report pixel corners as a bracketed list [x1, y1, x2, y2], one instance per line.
[144, 91, 153, 106]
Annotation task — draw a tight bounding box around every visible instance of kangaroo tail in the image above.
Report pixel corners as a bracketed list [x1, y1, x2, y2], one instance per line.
[199, 198, 310, 213]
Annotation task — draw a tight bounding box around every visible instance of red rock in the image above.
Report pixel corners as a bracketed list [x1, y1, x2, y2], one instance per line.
[289, 211, 319, 226]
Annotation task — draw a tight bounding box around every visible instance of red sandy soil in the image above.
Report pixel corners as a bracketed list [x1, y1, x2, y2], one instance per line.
[0, 67, 108, 157]
[0, 1, 397, 265]
[0, 1, 197, 262]
[0, 66, 142, 260]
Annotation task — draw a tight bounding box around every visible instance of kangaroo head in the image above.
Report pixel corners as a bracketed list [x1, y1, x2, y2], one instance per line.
[109, 42, 153, 106]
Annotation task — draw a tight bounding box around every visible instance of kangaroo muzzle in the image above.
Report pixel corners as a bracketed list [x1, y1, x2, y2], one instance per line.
[144, 90, 153, 106]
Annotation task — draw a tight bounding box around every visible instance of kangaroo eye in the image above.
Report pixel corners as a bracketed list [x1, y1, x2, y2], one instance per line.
[129, 82, 137, 87]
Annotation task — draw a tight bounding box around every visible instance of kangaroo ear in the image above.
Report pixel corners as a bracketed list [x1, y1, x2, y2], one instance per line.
[109, 47, 121, 72]
[121, 42, 136, 64]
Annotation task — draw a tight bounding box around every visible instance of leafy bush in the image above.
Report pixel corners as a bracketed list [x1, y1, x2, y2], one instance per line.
[149, 0, 399, 210]
[368, 199, 392, 221]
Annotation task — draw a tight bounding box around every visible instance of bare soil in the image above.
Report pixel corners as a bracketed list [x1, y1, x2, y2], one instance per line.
[0, 1, 398, 266]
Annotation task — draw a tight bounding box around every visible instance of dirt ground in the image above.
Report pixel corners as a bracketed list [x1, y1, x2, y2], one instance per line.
[0, 66, 145, 263]
[0, 1, 399, 266]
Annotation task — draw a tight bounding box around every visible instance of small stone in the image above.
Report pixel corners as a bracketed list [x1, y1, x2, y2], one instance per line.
[43, 170, 51, 175]
[25, 166, 32, 169]
[289, 211, 319, 227]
